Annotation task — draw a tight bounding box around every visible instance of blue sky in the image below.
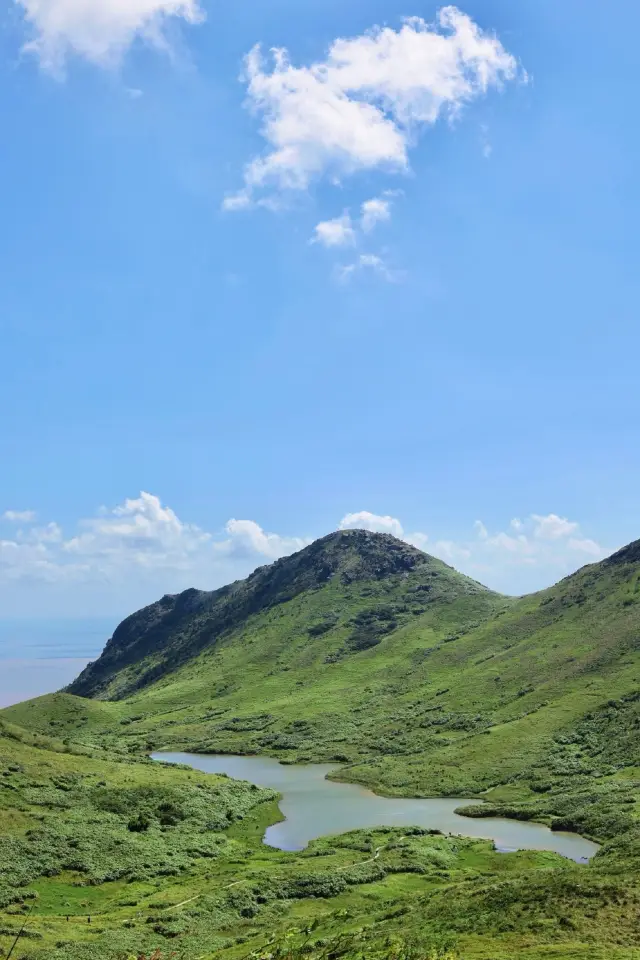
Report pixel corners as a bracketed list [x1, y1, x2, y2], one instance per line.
[0, 0, 638, 618]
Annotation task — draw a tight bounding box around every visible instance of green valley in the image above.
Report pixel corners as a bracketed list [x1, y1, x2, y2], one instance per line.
[2, 529, 640, 959]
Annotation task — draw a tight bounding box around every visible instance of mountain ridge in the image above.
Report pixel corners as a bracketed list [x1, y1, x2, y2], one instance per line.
[67, 528, 498, 700]
[32, 528, 638, 804]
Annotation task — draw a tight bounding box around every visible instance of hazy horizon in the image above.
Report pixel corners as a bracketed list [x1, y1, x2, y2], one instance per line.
[0, 618, 116, 708]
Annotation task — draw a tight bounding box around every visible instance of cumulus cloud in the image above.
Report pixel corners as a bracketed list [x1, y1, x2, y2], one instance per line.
[28, 522, 63, 544]
[0, 492, 307, 594]
[312, 213, 356, 248]
[62, 491, 210, 569]
[314, 193, 393, 244]
[360, 196, 392, 232]
[220, 519, 309, 560]
[312, 195, 395, 276]
[0, 495, 613, 613]
[531, 513, 579, 540]
[338, 510, 464, 564]
[311, 193, 398, 277]
[339, 511, 432, 552]
[339, 511, 405, 538]
[2, 510, 36, 523]
[338, 509, 611, 594]
[224, 7, 520, 208]
[15, 0, 204, 71]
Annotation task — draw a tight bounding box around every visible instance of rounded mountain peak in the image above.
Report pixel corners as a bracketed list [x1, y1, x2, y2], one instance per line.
[245, 527, 434, 594]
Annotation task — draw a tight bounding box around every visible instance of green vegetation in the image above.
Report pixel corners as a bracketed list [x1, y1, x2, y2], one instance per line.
[2, 530, 640, 958]
[1, 714, 637, 960]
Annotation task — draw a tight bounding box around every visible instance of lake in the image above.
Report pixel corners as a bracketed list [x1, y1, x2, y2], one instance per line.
[153, 752, 599, 863]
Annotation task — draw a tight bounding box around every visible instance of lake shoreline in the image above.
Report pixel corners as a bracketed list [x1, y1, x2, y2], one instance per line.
[153, 744, 601, 845]
[152, 750, 600, 862]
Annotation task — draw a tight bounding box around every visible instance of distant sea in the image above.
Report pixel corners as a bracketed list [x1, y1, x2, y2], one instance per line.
[0, 618, 116, 708]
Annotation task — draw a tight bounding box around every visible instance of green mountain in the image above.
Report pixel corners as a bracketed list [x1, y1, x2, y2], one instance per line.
[19, 529, 638, 801]
[2, 529, 640, 960]
[66, 529, 500, 700]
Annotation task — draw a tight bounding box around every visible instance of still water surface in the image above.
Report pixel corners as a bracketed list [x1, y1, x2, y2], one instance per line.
[153, 752, 599, 863]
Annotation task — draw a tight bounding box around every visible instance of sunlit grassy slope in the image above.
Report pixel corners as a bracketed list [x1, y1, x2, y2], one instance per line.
[3, 531, 640, 958]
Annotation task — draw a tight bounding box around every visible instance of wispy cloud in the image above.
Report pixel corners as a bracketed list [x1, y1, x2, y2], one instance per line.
[312, 213, 357, 248]
[2, 510, 37, 523]
[479, 122, 492, 158]
[337, 253, 402, 283]
[224, 7, 521, 209]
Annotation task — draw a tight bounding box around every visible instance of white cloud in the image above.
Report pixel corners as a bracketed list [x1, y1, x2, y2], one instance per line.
[15, 0, 204, 71]
[339, 511, 435, 555]
[221, 190, 252, 212]
[360, 196, 392, 232]
[531, 513, 579, 540]
[311, 193, 397, 278]
[339, 509, 611, 595]
[473, 520, 488, 540]
[337, 253, 401, 283]
[312, 195, 394, 272]
[479, 122, 492, 158]
[28, 522, 63, 544]
[339, 511, 405, 538]
[312, 213, 356, 247]
[62, 492, 209, 569]
[225, 7, 520, 208]
[220, 519, 309, 560]
[451, 514, 609, 593]
[405, 531, 431, 551]
[0, 495, 614, 614]
[428, 538, 471, 563]
[0, 492, 309, 604]
[568, 537, 605, 557]
[2, 510, 36, 523]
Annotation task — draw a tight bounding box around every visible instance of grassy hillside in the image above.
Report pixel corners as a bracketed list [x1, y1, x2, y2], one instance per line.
[9, 533, 639, 802]
[3, 531, 640, 957]
[67, 530, 498, 701]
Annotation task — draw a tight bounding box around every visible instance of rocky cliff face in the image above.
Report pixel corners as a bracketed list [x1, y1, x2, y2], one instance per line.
[605, 538, 640, 567]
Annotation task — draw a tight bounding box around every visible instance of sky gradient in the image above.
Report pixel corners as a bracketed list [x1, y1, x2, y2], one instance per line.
[1, 0, 638, 619]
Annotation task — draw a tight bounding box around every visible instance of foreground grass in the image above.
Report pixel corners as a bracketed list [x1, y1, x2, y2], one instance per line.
[1, 717, 640, 960]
